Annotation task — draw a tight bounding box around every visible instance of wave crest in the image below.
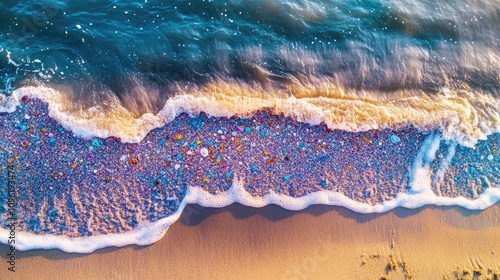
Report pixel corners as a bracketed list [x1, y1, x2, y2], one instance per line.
[1, 80, 499, 146]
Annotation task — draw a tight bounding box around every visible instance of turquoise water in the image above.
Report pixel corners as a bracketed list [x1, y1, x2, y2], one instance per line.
[1, 0, 498, 109]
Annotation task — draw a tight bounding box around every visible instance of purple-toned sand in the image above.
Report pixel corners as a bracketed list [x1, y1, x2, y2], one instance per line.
[0, 97, 499, 237]
[430, 139, 500, 199]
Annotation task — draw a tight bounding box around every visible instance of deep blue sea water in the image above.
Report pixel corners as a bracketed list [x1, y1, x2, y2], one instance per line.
[1, 0, 498, 115]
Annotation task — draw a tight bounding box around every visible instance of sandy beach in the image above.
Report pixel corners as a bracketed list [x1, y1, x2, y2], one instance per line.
[2, 203, 500, 280]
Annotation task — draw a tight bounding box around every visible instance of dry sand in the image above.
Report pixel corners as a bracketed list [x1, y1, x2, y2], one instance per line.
[2, 203, 500, 280]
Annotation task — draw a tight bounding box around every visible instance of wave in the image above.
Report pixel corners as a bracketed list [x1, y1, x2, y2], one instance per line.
[0, 84, 499, 252]
[1, 82, 499, 147]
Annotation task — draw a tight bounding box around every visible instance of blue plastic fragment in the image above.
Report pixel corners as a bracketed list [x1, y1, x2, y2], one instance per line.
[319, 155, 329, 162]
[319, 180, 328, 186]
[260, 130, 266, 137]
[284, 175, 291, 181]
[390, 134, 401, 144]
[245, 126, 252, 132]
[49, 137, 56, 143]
[91, 139, 101, 147]
[226, 172, 231, 178]
[250, 165, 257, 172]
[31, 135, 40, 141]
[176, 154, 183, 160]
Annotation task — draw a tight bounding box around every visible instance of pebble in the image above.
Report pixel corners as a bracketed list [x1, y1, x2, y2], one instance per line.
[487, 155, 494, 161]
[215, 155, 222, 163]
[390, 134, 401, 144]
[174, 133, 183, 140]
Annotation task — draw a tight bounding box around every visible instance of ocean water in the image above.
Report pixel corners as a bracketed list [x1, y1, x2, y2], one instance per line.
[0, 0, 499, 252]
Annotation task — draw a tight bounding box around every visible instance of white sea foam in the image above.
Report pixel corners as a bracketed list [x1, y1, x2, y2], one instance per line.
[1, 169, 499, 253]
[407, 132, 441, 195]
[1, 83, 500, 147]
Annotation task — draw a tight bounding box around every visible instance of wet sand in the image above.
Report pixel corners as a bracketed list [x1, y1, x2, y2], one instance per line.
[2, 203, 500, 279]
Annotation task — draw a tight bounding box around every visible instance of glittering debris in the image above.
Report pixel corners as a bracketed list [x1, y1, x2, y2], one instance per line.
[91, 139, 101, 147]
[200, 148, 209, 157]
[390, 134, 401, 144]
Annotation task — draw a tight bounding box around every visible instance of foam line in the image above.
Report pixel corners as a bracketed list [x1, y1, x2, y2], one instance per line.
[2, 176, 500, 253]
[2, 84, 500, 146]
[432, 142, 458, 195]
[407, 132, 440, 195]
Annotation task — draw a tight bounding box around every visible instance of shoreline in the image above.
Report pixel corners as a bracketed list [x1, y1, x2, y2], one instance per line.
[2, 203, 500, 279]
[2, 184, 500, 253]
[0, 95, 499, 251]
